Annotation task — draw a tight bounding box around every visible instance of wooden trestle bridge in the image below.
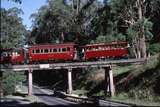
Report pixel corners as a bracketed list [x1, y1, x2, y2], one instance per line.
[0, 58, 146, 97]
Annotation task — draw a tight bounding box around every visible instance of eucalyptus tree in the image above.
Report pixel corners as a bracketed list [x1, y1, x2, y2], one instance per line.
[30, 0, 73, 44]
[0, 7, 27, 48]
[90, 0, 160, 58]
[1, 6, 27, 96]
[146, 0, 160, 43]
[30, 0, 100, 44]
[106, 0, 156, 58]
[6, 0, 22, 4]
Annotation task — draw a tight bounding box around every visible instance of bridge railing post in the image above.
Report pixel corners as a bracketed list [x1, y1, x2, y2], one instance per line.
[28, 69, 33, 96]
[67, 68, 73, 95]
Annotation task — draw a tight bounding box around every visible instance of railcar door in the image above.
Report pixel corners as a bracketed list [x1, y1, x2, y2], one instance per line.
[24, 48, 29, 64]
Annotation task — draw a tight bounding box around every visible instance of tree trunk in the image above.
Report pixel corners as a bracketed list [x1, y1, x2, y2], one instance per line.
[140, 36, 146, 58]
[60, 32, 64, 43]
[72, 0, 74, 11]
[76, 0, 80, 14]
[137, 0, 146, 58]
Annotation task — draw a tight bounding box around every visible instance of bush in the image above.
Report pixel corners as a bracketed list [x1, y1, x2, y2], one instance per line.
[149, 43, 160, 55]
[91, 33, 126, 44]
[2, 71, 26, 95]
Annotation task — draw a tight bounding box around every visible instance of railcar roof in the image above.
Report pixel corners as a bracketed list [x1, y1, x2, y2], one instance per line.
[81, 41, 128, 48]
[30, 42, 76, 48]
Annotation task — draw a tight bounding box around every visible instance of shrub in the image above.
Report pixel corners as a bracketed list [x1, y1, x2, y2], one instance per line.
[2, 71, 26, 95]
[148, 43, 160, 55]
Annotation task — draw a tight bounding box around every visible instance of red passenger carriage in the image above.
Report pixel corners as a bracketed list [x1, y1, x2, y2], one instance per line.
[0, 41, 129, 64]
[81, 41, 129, 60]
[0, 48, 12, 64]
[0, 48, 24, 64]
[11, 48, 25, 64]
[28, 43, 77, 63]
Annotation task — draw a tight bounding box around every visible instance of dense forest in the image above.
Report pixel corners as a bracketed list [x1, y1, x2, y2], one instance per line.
[1, 0, 160, 104]
[1, 0, 160, 57]
[29, 0, 160, 58]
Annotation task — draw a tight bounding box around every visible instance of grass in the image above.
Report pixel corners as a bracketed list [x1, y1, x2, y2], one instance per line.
[111, 94, 160, 106]
[14, 84, 41, 103]
[73, 89, 88, 96]
[25, 95, 40, 103]
[130, 54, 160, 77]
[113, 64, 135, 75]
[112, 54, 160, 105]
[15, 85, 28, 94]
[73, 54, 160, 106]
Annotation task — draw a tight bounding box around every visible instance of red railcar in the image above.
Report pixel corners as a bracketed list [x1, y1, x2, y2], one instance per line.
[11, 48, 25, 64]
[0, 48, 12, 64]
[0, 42, 129, 64]
[82, 41, 129, 60]
[0, 48, 24, 64]
[28, 43, 77, 63]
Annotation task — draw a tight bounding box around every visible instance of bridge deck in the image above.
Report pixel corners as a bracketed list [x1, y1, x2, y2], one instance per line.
[0, 58, 146, 71]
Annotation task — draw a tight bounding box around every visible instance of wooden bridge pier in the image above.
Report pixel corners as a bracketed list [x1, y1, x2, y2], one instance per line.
[26, 66, 115, 97]
[67, 68, 73, 95]
[104, 66, 115, 97]
[1, 59, 144, 96]
[28, 69, 33, 96]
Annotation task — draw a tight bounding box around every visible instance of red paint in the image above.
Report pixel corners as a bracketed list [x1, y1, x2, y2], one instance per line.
[0, 48, 24, 64]
[1, 41, 129, 64]
[82, 41, 129, 60]
[11, 48, 24, 64]
[28, 43, 77, 63]
[0, 48, 12, 64]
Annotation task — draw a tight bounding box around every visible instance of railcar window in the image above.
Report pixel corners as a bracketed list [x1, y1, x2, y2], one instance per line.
[67, 47, 70, 51]
[17, 50, 21, 54]
[105, 46, 109, 50]
[98, 47, 103, 50]
[32, 50, 35, 54]
[53, 48, 57, 52]
[62, 48, 66, 52]
[50, 49, 52, 53]
[117, 45, 120, 48]
[40, 49, 43, 53]
[58, 48, 61, 52]
[86, 47, 90, 51]
[44, 49, 48, 53]
[111, 45, 115, 48]
[36, 49, 40, 53]
[2, 52, 7, 56]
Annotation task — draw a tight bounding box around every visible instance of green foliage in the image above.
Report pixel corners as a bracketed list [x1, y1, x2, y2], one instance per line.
[0, 8, 27, 48]
[30, 0, 74, 43]
[30, 0, 101, 44]
[29, 0, 159, 45]
[91, 33, 126, 43]
[2, 71, 26, 95]
[128, 88, 154, 101]
[149, 43, 160, 55]
[115, 54, 160, 102]
[127, 18, 153, 41]
[9, 0, 21, 4]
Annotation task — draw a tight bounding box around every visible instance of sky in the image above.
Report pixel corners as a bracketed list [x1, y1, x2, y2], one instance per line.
[1, 0, 47, 30]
